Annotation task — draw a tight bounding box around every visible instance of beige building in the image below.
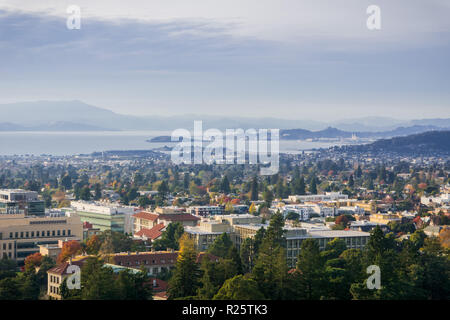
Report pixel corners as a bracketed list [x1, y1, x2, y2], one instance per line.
[185, 214, 369, 268]
[47, 256, 89, 300]
[185, 214, 262, 251]
[369, 212, 401, 224]
[0, 212, 83, 263]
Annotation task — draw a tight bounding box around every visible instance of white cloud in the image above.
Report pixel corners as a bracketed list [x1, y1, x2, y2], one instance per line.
[1, 0, 449, 45]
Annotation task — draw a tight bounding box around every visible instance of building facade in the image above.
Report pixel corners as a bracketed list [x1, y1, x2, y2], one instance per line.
[0, 189, 45, 216]
[0, 212, 83, 263]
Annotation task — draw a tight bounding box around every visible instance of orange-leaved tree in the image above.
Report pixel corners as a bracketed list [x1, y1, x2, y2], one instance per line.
[24, 252, 43, 271]
[57, 240, 82, 264]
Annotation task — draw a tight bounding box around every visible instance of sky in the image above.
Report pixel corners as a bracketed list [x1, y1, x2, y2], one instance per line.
[0, 0, 449, 121]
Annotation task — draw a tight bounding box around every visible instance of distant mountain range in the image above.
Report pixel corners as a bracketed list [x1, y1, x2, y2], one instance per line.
[0, 101, 449, 135]
[0, 121, 116, 132]
[333, 131, 450, 156]
[280, 125, 448, 140]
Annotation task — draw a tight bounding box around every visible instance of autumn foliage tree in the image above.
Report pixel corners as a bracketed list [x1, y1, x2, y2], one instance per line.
[24, 253, 43, 272]
[86, 235, 101, 254]
[57, 241, 82, 263]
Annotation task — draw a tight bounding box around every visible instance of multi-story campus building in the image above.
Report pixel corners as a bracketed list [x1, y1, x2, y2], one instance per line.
[185, 213, 370, 268]
[0, 189, 45, 216]
[189, 205, 225, 217]
[0, 211, 83, 263]
[69, 201, 139, 234]
[288, 192, 348, 203]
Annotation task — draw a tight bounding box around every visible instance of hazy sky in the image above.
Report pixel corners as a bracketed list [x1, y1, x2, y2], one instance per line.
[0, 0, 449, 121]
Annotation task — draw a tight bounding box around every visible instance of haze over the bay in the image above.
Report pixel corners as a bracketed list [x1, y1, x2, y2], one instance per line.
[0, 0, 449, 121]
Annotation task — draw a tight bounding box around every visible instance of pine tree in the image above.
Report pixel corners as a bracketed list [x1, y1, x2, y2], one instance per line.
[309, 177, 318, 194]
[250, 177, 258, 201]
[168, 235, 201, 299]
[220, 175, 231, 194]
[251, 213, 288, 299]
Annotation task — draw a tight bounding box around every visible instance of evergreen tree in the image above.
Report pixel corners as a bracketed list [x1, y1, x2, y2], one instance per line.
[168, 235, 201, 299]
[251, 213, 288, 299]
[295, 239, 325, 299]
[213, 275, 265, 300]
[309, 177, 318, 194]
[220, 175, 231, 194]
[208, 233, 233, 258]
[250, 177, 258, 201]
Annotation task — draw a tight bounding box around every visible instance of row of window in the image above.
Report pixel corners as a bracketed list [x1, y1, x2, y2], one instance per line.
[2, 243, 13, 250]
[49, 285, 60, 295]
[8, 229, 71, 239]
[49, 275, 60, 284]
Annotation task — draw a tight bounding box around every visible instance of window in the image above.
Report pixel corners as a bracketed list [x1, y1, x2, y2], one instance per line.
[57, 230, 60, 236]
[20, 232, 24, 238]
[68, 230, 71, 236]
[9, 232, 13, 238]
[62, 230, 66, 236]
[47, 231, 50, 237]
[8, 243, 11, 250]
[52, 230, 55, 236]
[31, 231, 34, 237]
[26, 232, 29, 238]
[36, 231, 39, 237]
[15, 232, 18, 238]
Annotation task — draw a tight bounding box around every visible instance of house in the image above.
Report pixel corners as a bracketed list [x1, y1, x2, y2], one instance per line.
[47, 256, 89, 300]
[133, 223, 166, 241]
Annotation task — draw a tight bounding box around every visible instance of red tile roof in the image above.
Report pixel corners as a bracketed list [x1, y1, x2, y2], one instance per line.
[111, 251, 220, 267]
[196, 252, 220, 264]
[135, 223, 165, 240]
[153, 291, 168, 300]
[47, 257, 89, 275]
[113, 251, 178, 267]
[133, 211, 159, 221]
[148, 278, 168, 292]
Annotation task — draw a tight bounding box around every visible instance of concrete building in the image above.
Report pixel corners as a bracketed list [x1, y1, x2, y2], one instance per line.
[369, 212, 402, 224]
[70, 201, 139, 234]
[0, 211, 83, 264]
[231, 222, 370, 267]
[281, 205, 314, 221]
[184, 214, 262, 251]
[288, 192, 348, 203]
[189, 205, 225, 217]
[0, 189, 45, 216]
[421, 193, 450, 206]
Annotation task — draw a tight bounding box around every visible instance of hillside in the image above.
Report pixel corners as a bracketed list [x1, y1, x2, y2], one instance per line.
[335, 131, 450, 156]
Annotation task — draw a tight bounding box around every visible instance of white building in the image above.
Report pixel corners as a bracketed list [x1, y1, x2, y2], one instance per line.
[288, 192, 348, 203]
[421, 194, 450, 206]
[70, 201, 139, 234]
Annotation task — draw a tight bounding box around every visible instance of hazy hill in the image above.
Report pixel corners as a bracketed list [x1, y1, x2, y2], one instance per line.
[0, 100, 448, 133]
[280, 125, 446, 140]
[336, 131, 450, 155]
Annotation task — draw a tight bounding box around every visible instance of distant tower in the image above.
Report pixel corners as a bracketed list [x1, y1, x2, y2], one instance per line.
[351, 133, 358, 141]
